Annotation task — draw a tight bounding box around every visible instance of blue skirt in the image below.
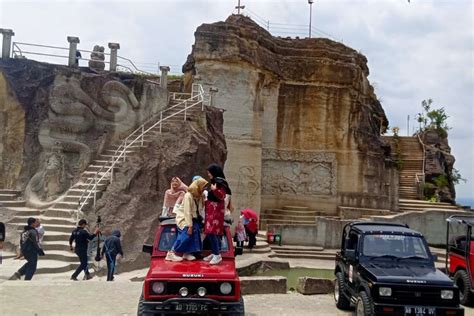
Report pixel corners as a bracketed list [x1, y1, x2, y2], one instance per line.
[173, 220, 202, 254]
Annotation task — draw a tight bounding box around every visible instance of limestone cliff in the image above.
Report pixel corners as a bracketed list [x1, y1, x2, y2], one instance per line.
[420, 130, 456, 203]
[183, 15, 397, 215]
[88, 108, 226, 272]
[0, 59, 167, 206]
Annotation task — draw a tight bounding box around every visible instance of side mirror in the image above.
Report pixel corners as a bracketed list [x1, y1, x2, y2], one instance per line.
[234, 247, 243, 256]
[142, 244, 153, 255]
[345, 249, 357, 261]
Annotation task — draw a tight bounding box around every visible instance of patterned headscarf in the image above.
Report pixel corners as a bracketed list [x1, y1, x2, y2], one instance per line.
[187, 178, 208, 199]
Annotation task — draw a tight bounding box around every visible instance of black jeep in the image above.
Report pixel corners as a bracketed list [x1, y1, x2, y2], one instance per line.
[334, 222, 464, 316]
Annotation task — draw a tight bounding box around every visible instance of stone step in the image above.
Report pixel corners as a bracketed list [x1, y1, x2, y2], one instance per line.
[91, 160, 123, 167]
[261, 218, 316, 225]
[0, 200, 26, 207]
[14, 215, 76, 226]
[42, 241, 73, 252]
[29, 259, 78, 275]
[399, 199, 453, 206]
[109, 144, 143, 150]
[264, 209, 320, 216]
[0, 189, 21, 195]
[85, 165, 118, 172]
[43, 250, 78, 262]
[53, 202, 80, 210]
[11, 222, 74, 233]
[42, 231, 72, 242]
[0, 193, 18, 201]
[260, 213, 316, 221]
[399, 202, 458, 209]
[45, 208, 75, 218]
[282, 206, 310, 212]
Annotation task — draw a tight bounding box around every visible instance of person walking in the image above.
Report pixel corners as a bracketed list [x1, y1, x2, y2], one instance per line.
[11, 217, 43, 280]
[69, 219, 98, 281]
[166, 178, 208, 262]
[204, 164, 231, 265]
[0, 221, 4, 265]
[101, 230, 123, 281]
[241, 209, 258, 250]
[234, 217, 247, 249]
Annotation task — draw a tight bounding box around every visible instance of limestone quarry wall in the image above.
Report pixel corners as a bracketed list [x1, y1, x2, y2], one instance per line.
[0, 59, 167, 205]
[184, 15, 397, 216]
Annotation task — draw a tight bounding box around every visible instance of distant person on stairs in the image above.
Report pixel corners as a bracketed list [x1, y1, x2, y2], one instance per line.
[11, 217, 44, 280]
[101, 229, 123, 281]
[69, 219, 99, 281]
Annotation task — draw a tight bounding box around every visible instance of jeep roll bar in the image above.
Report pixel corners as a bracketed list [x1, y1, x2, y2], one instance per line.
[445, 215, 474, 278]
[348, 221, 409, 228]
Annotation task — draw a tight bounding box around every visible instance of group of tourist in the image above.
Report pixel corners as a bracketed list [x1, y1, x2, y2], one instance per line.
[163, 164, 232, 265]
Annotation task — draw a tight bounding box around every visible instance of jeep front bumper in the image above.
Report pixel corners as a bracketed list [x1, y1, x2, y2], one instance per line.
[141, 298, 243, 315]
[373, 303, 464, 316]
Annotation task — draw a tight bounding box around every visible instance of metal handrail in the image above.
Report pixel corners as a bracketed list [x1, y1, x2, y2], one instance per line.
[416, 133, 426, 176]
[76, 84, 209, 218]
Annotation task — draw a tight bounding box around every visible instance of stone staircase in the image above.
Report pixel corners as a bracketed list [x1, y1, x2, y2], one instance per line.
[0, 190, 26, 207]
[398, 199, 460, 212]
[5, 88, 208, 275]
[384, 136, 424, 200]
[259, 206, 319, 230]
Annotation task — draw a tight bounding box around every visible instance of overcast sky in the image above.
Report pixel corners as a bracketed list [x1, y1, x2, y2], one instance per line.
[1, 0, 472, 199]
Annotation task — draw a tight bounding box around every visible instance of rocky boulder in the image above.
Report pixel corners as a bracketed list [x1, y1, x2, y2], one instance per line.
[88, 107, 227, 272]
[296, 277, 334, 295]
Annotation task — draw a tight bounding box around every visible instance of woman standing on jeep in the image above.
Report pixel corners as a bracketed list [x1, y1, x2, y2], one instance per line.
[165, 178, 208, 262]
[204, 164, 232, 265]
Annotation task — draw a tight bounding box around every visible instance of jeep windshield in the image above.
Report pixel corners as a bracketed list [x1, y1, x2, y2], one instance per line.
[361, 234, 430, 260]
[158, 225, 229, 252]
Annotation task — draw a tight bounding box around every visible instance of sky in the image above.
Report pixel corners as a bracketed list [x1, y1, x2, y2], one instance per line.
[0, 0, 473, 199]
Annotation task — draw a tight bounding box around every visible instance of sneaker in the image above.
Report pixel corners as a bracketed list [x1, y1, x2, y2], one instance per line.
[183, 254, 196, 261]
[165, 252, 183, 262]
[9, 272, 21, 280]
[70, 276, 79, 281]
[203, 254, 213, 262]
[209, 255, 222, 265]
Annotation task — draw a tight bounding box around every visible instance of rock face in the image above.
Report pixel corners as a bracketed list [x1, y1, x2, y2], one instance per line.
[88, 108, 226, 272]
[88, 45, 105, 72]
[0, 59, 167, 206]
[183, 15, 397, 217]
[420, 130, 456, 202]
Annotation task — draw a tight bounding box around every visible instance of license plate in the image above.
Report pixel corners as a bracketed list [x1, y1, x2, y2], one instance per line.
[175, 303, 208, 312]
[404, 306, 436, 316]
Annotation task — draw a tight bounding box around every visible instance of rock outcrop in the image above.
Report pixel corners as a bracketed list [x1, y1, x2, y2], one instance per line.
[88, 107, 226, 272]
[420, 130, 456, 203]
[183, 15, 397, 216]
[0, 59, 167, 206]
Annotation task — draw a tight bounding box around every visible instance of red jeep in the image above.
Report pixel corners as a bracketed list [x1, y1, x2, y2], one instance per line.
[446, 215, 474, 306]
[139, 218, 244, 315]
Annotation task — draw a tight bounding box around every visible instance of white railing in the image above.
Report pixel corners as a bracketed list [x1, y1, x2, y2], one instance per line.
[76, 84, 209, 219]
[415, 133, 426, 199]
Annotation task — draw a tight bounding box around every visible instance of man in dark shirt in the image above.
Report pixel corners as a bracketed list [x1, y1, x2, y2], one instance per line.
[11, 217, 42, 280]
[101, 229, 124, 281]
[0, 221, 5, 264]
[69, 219, 99, 281]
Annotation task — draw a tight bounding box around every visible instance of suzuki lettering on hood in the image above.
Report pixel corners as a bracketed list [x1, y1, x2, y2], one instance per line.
[406, 280, 427, 284]
[182, 273, 204, 278]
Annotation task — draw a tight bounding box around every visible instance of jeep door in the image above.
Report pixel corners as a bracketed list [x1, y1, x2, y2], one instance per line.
[341, 229, 361, 296]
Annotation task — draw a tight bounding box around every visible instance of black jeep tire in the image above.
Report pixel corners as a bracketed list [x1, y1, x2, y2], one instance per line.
[228, 297, 245, 316]
[454, 269, 474, 306]
[137, 294, 153, 316]
[334, 272, 351, 310]
[356, 291, 374, 316]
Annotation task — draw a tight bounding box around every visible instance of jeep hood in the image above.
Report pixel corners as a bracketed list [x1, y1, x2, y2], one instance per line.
[148, 259, 238, 279]
[362, 262, 453, 286]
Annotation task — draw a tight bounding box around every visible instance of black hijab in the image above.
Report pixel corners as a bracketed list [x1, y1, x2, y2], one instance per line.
[207, 164, 232, 200]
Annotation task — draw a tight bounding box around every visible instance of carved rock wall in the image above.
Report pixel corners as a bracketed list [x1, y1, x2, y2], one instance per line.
[184, 15, 397, 215]
[0, 59, 167, 205]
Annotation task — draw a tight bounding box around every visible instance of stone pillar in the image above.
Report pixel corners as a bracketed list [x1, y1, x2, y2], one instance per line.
[0, 29, 15, 59]
[159, 66, 170, 89]
[67, 36, 80, 67]
[209, 87, 219, 107]
[108, 42, 120, 71]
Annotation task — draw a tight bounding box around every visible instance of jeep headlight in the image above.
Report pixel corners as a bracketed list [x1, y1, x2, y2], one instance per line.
[379, 287, 392, 297]
[441, 290, 454, 299]
[220, 282, 232, 295]
[151, 282, 165, 294]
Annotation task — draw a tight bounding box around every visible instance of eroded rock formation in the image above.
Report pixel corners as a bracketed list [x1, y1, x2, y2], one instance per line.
[0, 59, 167, 205]
[183, 15, 396, 215]
[89, 108, 226, 272]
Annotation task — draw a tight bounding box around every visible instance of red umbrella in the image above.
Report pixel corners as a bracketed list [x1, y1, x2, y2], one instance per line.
[241, 209, 258, 221]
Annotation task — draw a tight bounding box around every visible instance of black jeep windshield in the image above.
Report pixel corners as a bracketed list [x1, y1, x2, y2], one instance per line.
[362, 234, 430, 259]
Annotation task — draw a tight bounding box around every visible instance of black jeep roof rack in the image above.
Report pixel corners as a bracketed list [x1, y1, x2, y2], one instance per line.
[350, 221, 409, 228]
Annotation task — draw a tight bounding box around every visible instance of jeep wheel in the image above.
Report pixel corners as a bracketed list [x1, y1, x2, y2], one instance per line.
[454, 270, 474, 306]
[356, 291, 374, 316]
[334, 272, 351, 310]
[137, 294, 152, 316]
[229, 297, 245, 316]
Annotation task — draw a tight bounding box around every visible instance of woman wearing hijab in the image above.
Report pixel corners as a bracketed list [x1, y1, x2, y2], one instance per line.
[204, 164, 232, 265]
[165, 178, 208, 262]
[162, 177, 188, 217]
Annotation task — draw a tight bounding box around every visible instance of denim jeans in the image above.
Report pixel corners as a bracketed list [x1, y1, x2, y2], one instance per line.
[208, 234, 221, 255]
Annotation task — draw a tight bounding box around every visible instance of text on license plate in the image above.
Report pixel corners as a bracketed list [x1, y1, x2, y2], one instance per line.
[405, 306, 436, 316]
[175, 303, 208, 312]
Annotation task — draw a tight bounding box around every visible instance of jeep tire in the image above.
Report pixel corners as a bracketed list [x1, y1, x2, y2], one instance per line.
[334, 272, 351, 310]
[137, 294, 153, 316]
[356, 291, 374, 316]
[228, 297, 245, 316]
[454, 269, 474, 306]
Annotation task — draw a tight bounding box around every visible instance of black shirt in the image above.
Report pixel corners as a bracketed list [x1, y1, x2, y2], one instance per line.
[69, 227, 95, 253]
